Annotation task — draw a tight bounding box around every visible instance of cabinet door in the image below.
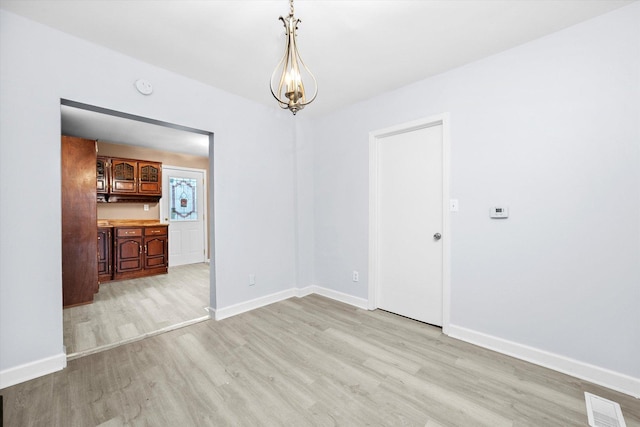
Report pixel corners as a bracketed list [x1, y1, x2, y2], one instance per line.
[138, 161, 162, 195]
[97, 227, 113, 283]
[111, 159, 138, 194]
[96, 156, 109, 195]
[144, 235, 168, 270]
[115, 238, 143, 273]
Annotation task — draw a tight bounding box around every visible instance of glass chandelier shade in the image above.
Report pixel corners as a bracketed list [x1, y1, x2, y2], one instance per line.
[270, 0, 318, 115]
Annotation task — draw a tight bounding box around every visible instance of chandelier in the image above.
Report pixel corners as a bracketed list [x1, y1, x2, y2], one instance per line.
[270, 0, 318, 115]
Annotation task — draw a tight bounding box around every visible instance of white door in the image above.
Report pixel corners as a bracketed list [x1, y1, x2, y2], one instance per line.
[376, 124, 443, 325]
[162, 166, 206, 267]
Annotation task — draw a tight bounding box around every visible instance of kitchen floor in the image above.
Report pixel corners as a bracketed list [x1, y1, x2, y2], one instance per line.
[63, 262, 210, 357]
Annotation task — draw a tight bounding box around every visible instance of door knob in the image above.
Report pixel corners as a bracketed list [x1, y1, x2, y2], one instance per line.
[433, 233, 442, 241]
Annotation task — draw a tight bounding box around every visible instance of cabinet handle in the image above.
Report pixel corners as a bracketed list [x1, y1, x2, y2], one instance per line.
[139, 245, 142, 254]
[144, 245, 147, 254]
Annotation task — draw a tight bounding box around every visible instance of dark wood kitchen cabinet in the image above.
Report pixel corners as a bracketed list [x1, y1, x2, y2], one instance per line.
[96, 156, 109, 202]
[62, 136, 98, 307]
[97, 157, 162, 202]
[138, 161, 162, 195]
[97, 227, 113, 283]
[144, 226, 169, 273]
[114, 227, 144, 279]
[113, 225, 168, 280]
[110, 158, 138, 194]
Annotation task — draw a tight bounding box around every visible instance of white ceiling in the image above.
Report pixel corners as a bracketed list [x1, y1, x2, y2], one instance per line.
[60, 105, 211, 157]
[3, 0, 635, 155]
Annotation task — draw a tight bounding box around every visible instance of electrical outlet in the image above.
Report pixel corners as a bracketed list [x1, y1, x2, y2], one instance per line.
[352, 270, 359, 282]
[143, 204, 149, 211]
[249, 274, 256, 286]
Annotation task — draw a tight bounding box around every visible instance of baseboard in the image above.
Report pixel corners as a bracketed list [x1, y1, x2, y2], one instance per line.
[303, 285, 369, 310]
[214, 285, 369, 321]
[295, 285, 316, 298]
[214, 288, 298, 320]
[448, 324, 640, 399]
[0, 352, 67, 390]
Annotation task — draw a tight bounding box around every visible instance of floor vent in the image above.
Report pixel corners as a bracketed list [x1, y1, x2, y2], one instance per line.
[585, 392, 626, 427]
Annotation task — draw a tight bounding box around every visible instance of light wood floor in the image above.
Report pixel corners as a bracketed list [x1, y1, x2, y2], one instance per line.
[4, 294, 639, 426]
[63, 263, 210, 357]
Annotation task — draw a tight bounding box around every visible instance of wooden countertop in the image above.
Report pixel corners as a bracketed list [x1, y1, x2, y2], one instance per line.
[97, 220, 168, 227]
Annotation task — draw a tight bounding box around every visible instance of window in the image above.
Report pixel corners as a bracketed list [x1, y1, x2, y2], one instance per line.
[169, 177, 198, 221]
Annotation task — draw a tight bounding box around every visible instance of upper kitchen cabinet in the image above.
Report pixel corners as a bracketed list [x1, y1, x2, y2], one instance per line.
[138, 161, 162, 195]
[111, 158, 138, 194]
[96, 156, 110, 202]
[97, 157, 162, 202]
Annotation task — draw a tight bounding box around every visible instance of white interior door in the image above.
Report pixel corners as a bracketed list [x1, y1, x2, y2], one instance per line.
[376, 124, 443, 325]
[162, 166, 206, 267]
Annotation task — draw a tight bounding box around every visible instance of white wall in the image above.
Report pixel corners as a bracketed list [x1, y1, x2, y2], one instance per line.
[0, 10, 297, 385]
[294, 116, 316, 289]
[309, 2, 639, 383]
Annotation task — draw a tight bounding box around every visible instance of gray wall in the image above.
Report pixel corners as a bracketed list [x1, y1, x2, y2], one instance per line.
[0, 10, 297, 377]
[308, 4, 639, 378]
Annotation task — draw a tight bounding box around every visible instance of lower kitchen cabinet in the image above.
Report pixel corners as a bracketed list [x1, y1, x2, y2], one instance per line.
[97, 227, 113, 283]
[112, 225, 168, 281]
[143, 226, 169, 273]
[114, 227, 144, 277]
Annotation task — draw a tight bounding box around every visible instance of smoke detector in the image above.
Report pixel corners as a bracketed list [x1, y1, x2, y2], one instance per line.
[135, 79, 153, 95]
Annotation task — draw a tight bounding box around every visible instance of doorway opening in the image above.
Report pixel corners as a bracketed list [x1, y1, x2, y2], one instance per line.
[368, 113, 451, 335]
[60, 99, 215, 358]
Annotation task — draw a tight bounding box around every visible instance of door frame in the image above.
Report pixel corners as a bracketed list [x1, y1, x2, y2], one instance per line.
[160, 165, 209, 264]
[368, 113, 451, 334]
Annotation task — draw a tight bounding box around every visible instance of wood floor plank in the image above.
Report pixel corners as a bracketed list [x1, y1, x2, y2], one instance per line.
[63, 263, 210, 356]
[3, 294, 639, 426]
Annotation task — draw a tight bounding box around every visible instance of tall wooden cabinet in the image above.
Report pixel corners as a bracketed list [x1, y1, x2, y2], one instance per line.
[62, 136, 98, 307]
